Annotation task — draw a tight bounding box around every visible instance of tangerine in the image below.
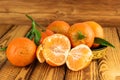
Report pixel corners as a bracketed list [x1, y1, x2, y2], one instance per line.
[84, 21, 104, 48]
[6, 37, 36, 66]
[47, 21, 70, 35]
[40, 29, 54, 43]
[68, 23, 95, 48]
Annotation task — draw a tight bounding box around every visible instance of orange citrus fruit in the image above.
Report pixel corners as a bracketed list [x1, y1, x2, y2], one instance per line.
[68, 23, 95, 48]
[45, 29, 54, 36]
[40, 29, 54, 43]
[41, 34, 71, 66]
[47, 21, 70, 35]
[36, 44, 45, 63]
[66, 44, 93, 71]
[6, 37, 36, 66]
[84, 21, 104, 48]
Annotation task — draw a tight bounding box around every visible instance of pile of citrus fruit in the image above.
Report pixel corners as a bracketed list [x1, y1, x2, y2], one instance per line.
[6, 16, 114, 71]
[36, 21, 104, 71]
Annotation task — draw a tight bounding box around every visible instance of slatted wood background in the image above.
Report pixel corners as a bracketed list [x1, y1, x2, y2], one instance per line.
[0, 0, 120, 26]
[0, 0, 120, 80]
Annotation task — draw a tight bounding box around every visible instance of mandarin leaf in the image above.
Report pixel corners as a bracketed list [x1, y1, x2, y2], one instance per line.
[94, 37, 115, 48]
[26, 15, 41, 46]
[34, 29, 41, 46]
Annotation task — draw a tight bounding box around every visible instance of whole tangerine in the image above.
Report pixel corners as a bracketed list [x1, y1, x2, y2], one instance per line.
[84, 21, 104, 48]
[6, 37, 36, 66]
[47, 21, 70, 35]
[68, 23, 95, 48]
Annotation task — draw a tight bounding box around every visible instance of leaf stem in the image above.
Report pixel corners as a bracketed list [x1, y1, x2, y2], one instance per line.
[26, 14, 41, 46]
[26, 14, 46, 31]
[0, 46, 7, 51]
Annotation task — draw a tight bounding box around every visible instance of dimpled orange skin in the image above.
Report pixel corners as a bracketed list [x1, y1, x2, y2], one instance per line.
[68, 23, 95, 48]
[84, 21, 104, 48]
[6, 38, 36, 66]
[47, 21, 70, 35]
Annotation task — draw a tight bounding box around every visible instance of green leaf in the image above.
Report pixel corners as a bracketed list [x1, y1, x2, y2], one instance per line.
[32, 21, 41, 45]
[77, 31, 86, 40]
[26, 14, 42, 46]
[25, 29, 34, 39]
[29, 32, 34, 40]
[0, 47, 7, 51]
[94, 37, 115, 48]
[34, 29, 41, 46]
[25, 27, 35, 40]
[25, 30, 31, 38]
[26, 14, 46, 31]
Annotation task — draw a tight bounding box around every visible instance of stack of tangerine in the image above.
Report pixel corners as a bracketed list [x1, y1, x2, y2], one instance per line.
[6, 21, 108, 71]
[36, 21, 105, 71]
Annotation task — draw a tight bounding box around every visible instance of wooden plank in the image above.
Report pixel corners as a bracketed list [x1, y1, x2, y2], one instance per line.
[30, 62, 65, 80]
[0, 25, 31, 80]
[15, 60, 36, 80]
[0, 24, 12, 38]
[65, 61, 99, 80]
[0, 0, 120, 25]
[98, 27, 120, 80]
[0, 24, 12, 68]
[116, 27, 120, 40]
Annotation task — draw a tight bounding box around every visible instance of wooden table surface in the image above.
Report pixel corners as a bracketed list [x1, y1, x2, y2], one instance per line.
[0, 25, 120, 80]
[0, 0, 120, 80]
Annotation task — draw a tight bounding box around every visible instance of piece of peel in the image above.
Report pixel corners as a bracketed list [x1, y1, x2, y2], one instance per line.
[36, 44, 45, 63]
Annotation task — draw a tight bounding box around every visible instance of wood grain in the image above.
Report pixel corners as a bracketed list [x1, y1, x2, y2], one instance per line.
[15, 60, 36, 80]
[116, 27, 120, 40]
[98, 27, 120, 80]
[65, 60, 99, 80]
[0, 25, 12, 38]
[30, 62, 65, 80]
[0, 25, 12, 68]
[0, 0, 120, 25]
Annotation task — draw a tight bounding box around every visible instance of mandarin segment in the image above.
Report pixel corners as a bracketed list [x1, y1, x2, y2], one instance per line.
[68, 23, 95, 48]
[6, 38, 36, 66]
[66, 44, 93, 71]
[42, 34, 71, 66]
